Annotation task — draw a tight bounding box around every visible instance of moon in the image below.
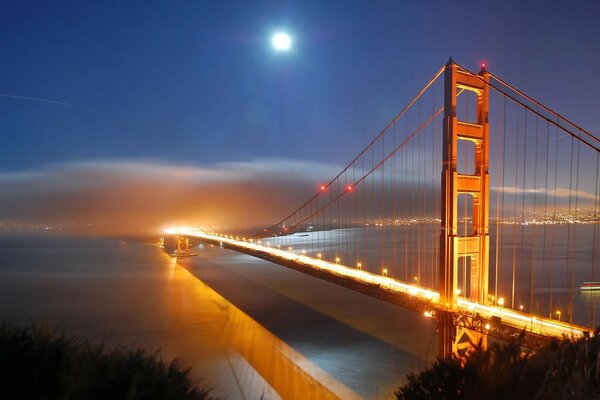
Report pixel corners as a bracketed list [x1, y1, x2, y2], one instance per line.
[272, 32, 291, 51]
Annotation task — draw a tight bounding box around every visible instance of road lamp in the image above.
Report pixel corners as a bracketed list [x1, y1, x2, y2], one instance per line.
[556, 310, 562, 322]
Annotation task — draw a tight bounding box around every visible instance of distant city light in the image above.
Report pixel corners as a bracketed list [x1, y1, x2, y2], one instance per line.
[272, 32, 291, 51]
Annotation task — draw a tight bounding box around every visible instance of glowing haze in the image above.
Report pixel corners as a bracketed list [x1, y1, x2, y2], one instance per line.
[0, 159, 340, 236]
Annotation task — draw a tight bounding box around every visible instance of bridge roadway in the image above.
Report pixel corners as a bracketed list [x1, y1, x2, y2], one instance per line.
[166, 228, 593, 351]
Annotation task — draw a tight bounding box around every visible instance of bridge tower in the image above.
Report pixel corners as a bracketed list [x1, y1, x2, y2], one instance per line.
[176, 235, 190, 257]
[439, 59, 490, 358]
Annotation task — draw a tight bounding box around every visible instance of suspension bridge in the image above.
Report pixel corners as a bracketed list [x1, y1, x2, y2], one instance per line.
[165, 59, 600, 359]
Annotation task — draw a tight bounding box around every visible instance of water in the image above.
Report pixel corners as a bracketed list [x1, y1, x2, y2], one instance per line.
[0, 233, 437, 399]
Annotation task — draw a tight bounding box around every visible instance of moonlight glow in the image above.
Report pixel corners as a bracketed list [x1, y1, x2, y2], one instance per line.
[272, 32, 291, 51]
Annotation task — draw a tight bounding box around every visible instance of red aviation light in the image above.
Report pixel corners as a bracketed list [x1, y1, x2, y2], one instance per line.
[347, 185, 353, 191]
[320, 185, 326, 191]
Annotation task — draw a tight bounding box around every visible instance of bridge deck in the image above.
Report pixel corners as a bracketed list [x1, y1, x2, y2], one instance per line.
[171, 229, 593, 351]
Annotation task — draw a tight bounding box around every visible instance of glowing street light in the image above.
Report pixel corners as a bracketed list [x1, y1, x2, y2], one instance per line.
[382, 268, 388, 277]
[356, 262, 362, 270]
[335, 257, 341, 264]
[498, 297, 505, 307]
[556, 310, 562, 322]
[317, 253, 322, 259]
[272, 32, 291, 51]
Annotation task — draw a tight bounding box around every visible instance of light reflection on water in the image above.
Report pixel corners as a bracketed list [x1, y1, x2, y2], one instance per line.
[0, 233, 436, 399]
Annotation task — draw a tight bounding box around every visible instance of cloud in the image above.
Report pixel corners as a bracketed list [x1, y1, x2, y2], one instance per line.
[0, 159, 341, 236]
[1, 160, 594, 237]
[492, 186, 597, 202]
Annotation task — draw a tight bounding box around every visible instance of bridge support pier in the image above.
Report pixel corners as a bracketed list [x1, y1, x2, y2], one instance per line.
[176, 235, 190, 257]
[438, 311, 455, 359]
[439, 59, 490, 359]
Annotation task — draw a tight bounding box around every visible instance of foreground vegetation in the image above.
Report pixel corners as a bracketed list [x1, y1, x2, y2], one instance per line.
[0, 321, 211, 399]
[396, 330, 600, 400]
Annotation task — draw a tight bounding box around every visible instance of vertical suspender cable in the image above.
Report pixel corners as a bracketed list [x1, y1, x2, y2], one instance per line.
[393, 124, 397, 276]
[494, 95, 505, 302]
[542, 121, 550, 317]
[566, 134, 574, 322]
[530, 113, 540, 313]
[463, 93, 468, 295]
[592, 153, 599, 328]
[551, 123, 560, 316]
[520, 112, 528, 310]
[382, 125, 386, 273]
[512, 106, 520, 309]
[405, 111, 409, 280]
[418, 97, 422, 283]
[431, 84, 436, 288]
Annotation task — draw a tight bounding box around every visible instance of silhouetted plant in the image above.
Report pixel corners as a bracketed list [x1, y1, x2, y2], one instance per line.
[0, 321, 212, 399]
[396, 331, 600, 400]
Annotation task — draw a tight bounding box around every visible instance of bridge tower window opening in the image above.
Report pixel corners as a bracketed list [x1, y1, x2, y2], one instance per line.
[457, 140, 475, 175]
[457, 193, 474, 236]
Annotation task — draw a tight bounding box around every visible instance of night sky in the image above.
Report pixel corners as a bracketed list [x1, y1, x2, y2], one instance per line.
[0, 1, 599, 234]
[2, 0, 599, 171]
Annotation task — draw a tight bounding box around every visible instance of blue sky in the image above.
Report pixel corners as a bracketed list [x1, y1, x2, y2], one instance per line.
[1, 0, 599, 171]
